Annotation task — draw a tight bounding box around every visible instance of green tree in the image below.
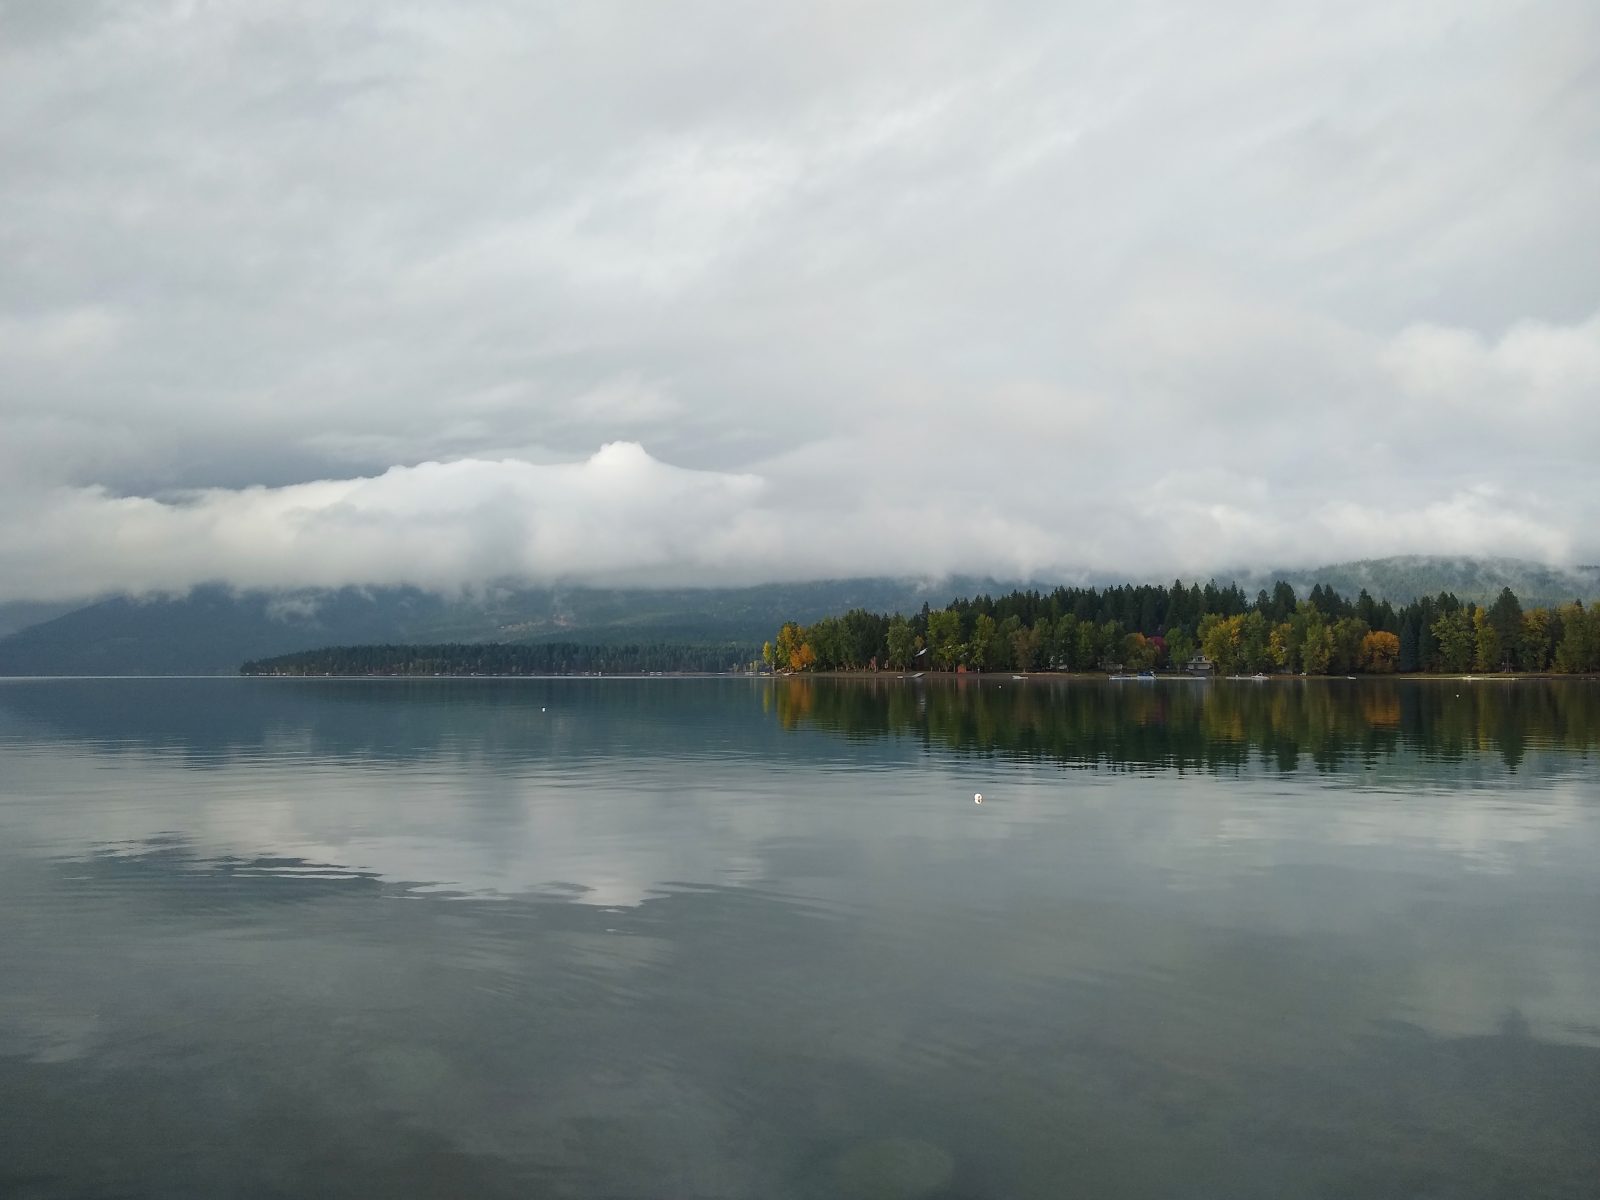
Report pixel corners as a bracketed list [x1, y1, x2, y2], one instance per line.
[886, 615, 915, 669]
[1269, 621, 1297, 671]
[1487, 587, 1523, 669]
[1075, 622, 1099, 671]
[927, 609, 963, 670]
[997, 614, 1024, 669]
[968, 613, 999, 671]
[1300, 622, 1332, 674]
[808, 616, 846, 669]
[1011, 623, 1042, 671]
[1431, 611, 1476, 673]
[1240, 611, 1272, 672]
[1199, 613, 1242, 674]
[1520, 609, 1554, 672]
[1473, 609, 1502, 673]
[1165, 628, 1197, 670]
[1329, 616, 1369, 674]
[1053, 615, 1080, 669]
[776, 622, 803, 671]
[1553, 603, 1599, 673]
[1098, 620, 1125, 669]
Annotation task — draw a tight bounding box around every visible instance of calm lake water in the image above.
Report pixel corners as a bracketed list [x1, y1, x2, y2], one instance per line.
[1, 676, 1596, 1199]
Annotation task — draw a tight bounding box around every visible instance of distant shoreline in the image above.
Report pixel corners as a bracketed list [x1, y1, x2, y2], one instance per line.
[220, 669, 1599, 682]
[767, 670, 1595, 682]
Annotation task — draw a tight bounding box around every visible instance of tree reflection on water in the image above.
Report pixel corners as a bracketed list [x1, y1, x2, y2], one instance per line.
[770, 678, 1600, 774]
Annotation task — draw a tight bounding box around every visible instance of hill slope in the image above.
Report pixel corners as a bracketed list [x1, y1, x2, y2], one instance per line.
[1237, 556, 1600, 608]
[3, 558, 1595, 675]
[0, 578, 1007, 676]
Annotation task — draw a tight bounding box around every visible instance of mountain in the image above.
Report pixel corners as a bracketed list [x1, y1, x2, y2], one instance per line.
[0, 588, 454, 677]
[3, 558, 1596, 676]
[0, 577, 1017, 676]
[0, 599, 80, 638]
[1233, 556, 1600, 609]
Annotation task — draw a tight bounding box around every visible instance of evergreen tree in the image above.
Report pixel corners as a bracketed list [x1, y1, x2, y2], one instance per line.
[1487, 587, 1523, 670]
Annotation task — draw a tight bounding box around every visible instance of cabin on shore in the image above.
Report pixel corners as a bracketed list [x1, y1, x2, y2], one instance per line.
[1184, 653, 1215, 675]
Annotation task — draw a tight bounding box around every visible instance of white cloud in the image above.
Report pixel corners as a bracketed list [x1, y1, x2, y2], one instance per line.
[1, 0, 1597, 599]
[1384, 313, 1600, 408]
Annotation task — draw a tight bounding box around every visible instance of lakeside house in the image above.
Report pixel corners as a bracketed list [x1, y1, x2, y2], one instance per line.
[1184, 653, 1215, 675]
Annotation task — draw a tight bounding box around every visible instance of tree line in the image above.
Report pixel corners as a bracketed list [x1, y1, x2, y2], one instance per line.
[765, 580, 1600, 675]
[240, 642, 759, 676]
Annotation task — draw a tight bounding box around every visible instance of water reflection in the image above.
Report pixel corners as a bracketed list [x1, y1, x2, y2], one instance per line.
[772, 676, 1600, 773]
[0, 676, 796, 768]
[4, 676, 1595, 776]
[0, 678, 1597, 1198]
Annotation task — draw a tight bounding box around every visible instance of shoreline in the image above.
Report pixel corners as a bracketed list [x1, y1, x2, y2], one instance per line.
[765, 670, 1597, 682]
[5, 669, 1587, 681]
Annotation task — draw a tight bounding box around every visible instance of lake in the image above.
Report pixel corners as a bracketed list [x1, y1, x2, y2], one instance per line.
[1, 676, 1596, 1198]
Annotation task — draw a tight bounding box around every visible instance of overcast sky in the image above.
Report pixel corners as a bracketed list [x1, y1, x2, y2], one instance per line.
[2, 0, 1597, 600]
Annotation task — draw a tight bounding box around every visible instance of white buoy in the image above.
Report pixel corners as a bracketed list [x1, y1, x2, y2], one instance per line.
[974, 793, 984, 804]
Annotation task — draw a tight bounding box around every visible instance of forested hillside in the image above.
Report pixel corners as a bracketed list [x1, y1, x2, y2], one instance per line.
[0, 577, 1005, 675]
[1241, 556, 1600, 608]
[241, 642, 758, 676]
[6, 558, 1597, 676]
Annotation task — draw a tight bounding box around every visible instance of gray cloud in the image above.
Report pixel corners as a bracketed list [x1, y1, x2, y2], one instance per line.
[2, 0, 1597, 600]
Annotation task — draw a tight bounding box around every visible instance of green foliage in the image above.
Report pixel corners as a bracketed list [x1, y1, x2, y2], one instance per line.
[1240, 611, 1272, 673]
[1165, 628, 1197, 670]
[1520, 609, 1556, 673]
[885, 614, 916, 669]
[1010, 622, 1042, 672]
[968, 614, 1000, 671]
[1240, 556, 1600, 609]
[1553, 603, 1600, 673]
[762, 577, 1589, 676]
[1199, 613, 1242, 674]
[1473, 609, 1502, 672]
[926, 610, 963, 670]
[1431, 611, 1476, 673]
[1487, 587, 1523, 666]
[1329, 616, 1369, 675]
[241, 642, 758, 676]
[1299, 612, 1332, 675]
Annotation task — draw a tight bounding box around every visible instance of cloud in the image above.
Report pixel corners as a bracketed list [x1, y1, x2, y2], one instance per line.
[1, 1, 1597, 599]
[1383, 312, 1600, 412]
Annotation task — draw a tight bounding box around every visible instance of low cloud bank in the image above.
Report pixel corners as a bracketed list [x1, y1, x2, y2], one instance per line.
[0, 424, 1591, 605]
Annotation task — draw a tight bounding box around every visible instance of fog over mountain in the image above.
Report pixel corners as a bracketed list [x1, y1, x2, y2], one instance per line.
[3, 557, 1596, 677]
[2, 1, 1597, 601]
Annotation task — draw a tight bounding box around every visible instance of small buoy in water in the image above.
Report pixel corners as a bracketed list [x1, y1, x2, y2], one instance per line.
[541, 707, 547, 712]
[974, 793, 983, 804]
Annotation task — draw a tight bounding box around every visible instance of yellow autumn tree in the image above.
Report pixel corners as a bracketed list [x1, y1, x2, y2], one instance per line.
[1360, 630, 1400, 673]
